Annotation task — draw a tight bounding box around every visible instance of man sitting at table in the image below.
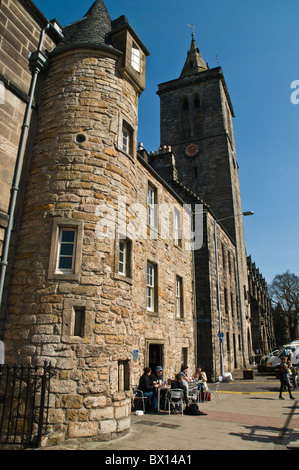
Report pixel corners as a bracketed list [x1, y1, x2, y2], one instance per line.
[138, 367, 159, 411]
[151, 366, 168, 410]
[150, 365, 163, 383]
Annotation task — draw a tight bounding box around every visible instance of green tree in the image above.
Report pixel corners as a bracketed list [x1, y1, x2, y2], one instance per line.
[269, 271, 299, 341]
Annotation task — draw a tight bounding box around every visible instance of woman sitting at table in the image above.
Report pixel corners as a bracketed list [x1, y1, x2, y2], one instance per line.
[138, 367, 159, 411]
[171, 373, 189, 405]
[194, 365, 208, 391]
[180, 364, 190, 380]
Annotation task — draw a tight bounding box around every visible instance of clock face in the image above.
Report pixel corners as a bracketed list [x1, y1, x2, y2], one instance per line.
[184, 142, 201, 158]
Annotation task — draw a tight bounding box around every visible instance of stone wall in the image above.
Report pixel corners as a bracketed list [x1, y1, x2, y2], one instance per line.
[3, 39, 194, 443]
[0, 0, 57, 254]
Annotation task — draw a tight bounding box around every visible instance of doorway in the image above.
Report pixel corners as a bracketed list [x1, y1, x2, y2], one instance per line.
[148, 343, 164, 371]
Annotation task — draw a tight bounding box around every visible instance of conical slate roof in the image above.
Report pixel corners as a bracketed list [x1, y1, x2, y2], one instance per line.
[53, 0, 117, 54]
[180, 36, 207, 78]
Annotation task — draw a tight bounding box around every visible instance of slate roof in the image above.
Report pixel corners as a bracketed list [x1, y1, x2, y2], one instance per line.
[52, 0, 118, 55]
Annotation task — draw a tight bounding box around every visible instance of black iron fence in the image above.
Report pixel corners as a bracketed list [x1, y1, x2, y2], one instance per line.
[0, 362, 52, 448]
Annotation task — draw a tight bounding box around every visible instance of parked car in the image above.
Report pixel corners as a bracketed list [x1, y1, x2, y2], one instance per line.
[259, 349, 279, 366]
[266, 341, 299, 371]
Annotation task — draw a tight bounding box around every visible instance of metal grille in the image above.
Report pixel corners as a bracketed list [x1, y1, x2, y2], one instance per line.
[0, 363, 52, 448]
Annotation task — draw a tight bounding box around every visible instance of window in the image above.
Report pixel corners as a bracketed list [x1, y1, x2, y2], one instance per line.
[57, 229, 76, 273]
[147, 184, 157, 228]
[118, 360, 130, 392]
[174, 208, 181, 246]
[222, 244, 226, 270]
[147, 263, 154, 311]
[176, 276, 184, 318]
[131, 45, 141, 72]
[119, 240, 126, 275]
[182, 96, 189, 112]
[181, 348, 188, 365]
[122, 126, 130, 153]
[48, 219, 83, 280]
[226, 332, 230, 352]
[121, 121, 134, 156]
[147, 262, 157, 312]
[224, 288, 229, 315]
[73, 306, 85, 337]
[118, 239, 131, 277]
[62, 299, 92, 341]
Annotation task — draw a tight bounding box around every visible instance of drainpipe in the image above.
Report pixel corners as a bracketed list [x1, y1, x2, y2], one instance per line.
[0, 24, 52, 318]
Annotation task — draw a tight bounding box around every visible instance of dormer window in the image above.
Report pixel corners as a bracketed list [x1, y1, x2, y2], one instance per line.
[131, 44, 141, 72]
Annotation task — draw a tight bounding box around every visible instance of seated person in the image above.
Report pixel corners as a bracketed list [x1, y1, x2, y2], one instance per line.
[180, 364, 190, 391]
[171, 372, 188, 405]
[180, 364, 190, 380]
[138, 367, 159, 411]
[150, 365, 163, 383]
[194, 365, 208, 391]
[151, 366, 167, 410]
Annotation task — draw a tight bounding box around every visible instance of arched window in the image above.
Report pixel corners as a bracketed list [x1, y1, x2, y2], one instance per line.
[182, 96, 189, 112]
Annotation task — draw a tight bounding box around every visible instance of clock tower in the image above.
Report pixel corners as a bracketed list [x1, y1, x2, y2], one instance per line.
[157, 34, 242, 243]
[157, 33, 252, 374]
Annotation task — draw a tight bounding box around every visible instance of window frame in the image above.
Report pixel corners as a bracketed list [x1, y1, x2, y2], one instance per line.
[146, 262, 158, 313]
[147, 183, 158, 230]
[175, 275, 184, 319]
[131, 44, 141, 73]
[174, 207, 182, 247]
[48, 218, 83, 281]
[56, 228, 76, 274]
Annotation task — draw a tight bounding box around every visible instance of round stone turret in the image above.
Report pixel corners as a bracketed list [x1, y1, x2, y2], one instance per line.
[3, 0, 147, 444]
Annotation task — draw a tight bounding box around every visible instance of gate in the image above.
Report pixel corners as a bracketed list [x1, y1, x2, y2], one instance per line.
[0, 362, 52, 448]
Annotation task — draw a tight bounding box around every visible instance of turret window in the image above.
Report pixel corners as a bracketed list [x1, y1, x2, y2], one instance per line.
[57, 229, 76, 273]
[131, 44, 141, 72]
[121, 120, 134, 157]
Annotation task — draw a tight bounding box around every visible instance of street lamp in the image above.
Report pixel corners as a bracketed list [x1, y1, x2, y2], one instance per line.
[214, 211, 254, 377]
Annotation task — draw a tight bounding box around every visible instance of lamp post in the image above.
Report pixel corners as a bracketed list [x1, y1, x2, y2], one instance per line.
[214, 211, 254, 377]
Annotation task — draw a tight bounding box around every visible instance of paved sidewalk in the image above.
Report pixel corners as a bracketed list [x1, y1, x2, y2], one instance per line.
[37, 376, 299, 451]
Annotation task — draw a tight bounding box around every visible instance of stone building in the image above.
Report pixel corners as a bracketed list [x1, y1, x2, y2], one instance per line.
[247, 256, 275, 356]
[0, 0, 273, 444]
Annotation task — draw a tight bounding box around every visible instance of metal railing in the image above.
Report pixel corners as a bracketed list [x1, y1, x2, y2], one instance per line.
[0, 362, 52, 448]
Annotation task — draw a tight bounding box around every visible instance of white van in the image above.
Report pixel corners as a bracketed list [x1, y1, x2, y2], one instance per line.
[266, 341, 299, 371]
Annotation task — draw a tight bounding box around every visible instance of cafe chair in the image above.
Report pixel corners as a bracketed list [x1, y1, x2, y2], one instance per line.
[132, 387, 149, 412]
[187, 384, 199, 403]
[207, 382, 221, 403]
[166, 389, 184, 415]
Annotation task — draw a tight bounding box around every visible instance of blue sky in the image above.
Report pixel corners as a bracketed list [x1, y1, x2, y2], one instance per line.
[34, 0, 299, 285]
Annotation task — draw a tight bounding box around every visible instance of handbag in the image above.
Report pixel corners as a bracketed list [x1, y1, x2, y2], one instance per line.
[201, 391, 211, 401]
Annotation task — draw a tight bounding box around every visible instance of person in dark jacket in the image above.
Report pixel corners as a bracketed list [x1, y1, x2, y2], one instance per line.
[138, 367, 159, 410]
[279, 356, 295, 400]
[171, 373, 189, 404]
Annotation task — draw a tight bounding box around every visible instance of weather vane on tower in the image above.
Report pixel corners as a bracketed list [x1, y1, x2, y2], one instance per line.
[187, 23, 195, 40]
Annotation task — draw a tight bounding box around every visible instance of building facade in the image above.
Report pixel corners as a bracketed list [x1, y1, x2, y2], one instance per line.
[247, 256, 275, 357]
[0, 0, 273, 444]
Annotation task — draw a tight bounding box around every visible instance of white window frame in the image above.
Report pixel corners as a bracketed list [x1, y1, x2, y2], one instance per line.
[131, 45, 141, 72]
[147, 263, 154, 311]
[174, 207, 181, 246]
[56, 228, 76, 274]
[118, 240, 127, 275]
[176, 276, 183, 318]
[147, 184, 157, 228]
[122, 126, 130, 153]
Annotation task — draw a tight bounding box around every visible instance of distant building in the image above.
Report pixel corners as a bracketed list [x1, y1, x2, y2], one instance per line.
[247, 256, 275, 356]
[0, 0, 273, 444]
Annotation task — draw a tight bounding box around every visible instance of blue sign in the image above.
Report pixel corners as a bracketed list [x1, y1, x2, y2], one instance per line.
[132, 350, 139, 360]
